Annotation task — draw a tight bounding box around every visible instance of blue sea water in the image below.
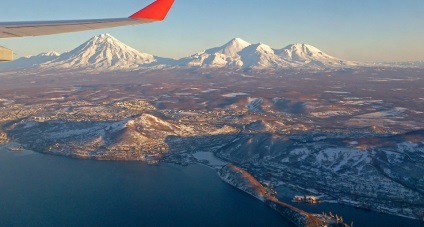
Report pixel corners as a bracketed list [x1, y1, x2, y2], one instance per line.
[0, 149, 292, 226]
[0, 148, 420, 227]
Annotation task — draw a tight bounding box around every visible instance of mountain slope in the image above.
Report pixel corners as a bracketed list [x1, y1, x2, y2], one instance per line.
[276, 43, 358, 68]
[179, 39, 358, 69]
[0, 51, 59, 70]
[239, 43, 292, 69]
[41, 34, 157, 71]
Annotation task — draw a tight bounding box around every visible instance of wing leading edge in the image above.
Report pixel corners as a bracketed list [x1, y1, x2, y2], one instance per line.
[0, 0, 175, 39]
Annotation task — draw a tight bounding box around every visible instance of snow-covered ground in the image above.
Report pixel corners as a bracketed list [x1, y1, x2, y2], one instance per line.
[201, 89, 220, 93]
[324, 91, 351, 94]
[222, 92, 249, 98]
[215, 130, 424, 219]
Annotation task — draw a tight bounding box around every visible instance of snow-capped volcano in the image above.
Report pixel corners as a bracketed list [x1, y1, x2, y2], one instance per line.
[1, 35, 363, 72]
[41, 34, 156, 71]
[276, 43, 358, 68]
[179, 38, 357, 69]
[178, 38, 251, 68]
[207, 38, 251, 57]
[239, 43, 291, 69]
[277, 43, 325, 61]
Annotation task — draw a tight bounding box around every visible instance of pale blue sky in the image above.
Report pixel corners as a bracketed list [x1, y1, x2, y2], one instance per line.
[1, 0, 423, 62]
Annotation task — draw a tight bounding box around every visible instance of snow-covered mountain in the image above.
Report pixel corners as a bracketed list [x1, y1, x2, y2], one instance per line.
[0, 51, 59, 69]
[178, 38, 251, 68]
[180, 39, 358, 69]
[239, 43, 291, 69]
[0, 35, 364, 72]
[276, 43, 358, 68]
[41, 34, 158, 71]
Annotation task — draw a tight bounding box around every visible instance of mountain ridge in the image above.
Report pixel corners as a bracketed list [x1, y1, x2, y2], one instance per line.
[1, 34, 367, 71]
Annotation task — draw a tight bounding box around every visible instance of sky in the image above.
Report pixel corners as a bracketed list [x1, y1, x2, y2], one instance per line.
[1, 0, 423, 62]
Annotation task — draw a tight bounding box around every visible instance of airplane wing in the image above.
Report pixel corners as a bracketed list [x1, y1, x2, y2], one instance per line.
[0, 0, 175, 39]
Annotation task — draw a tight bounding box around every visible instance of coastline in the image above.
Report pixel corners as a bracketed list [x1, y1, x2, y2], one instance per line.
[1, 142, 421, 225]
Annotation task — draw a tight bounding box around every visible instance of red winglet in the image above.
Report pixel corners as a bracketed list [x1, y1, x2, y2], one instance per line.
[130, 0, 175, 21]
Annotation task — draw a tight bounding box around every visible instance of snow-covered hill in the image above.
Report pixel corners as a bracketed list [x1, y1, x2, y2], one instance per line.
[41, 34, 158, 71]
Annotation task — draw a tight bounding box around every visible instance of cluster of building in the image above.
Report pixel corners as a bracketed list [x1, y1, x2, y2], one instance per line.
[319, 211, 352, 227]
[0, 106, 40, 121]
[114, 100, 156, 111]
[293, 195, 320, 204]
[0, 131, 8, 143]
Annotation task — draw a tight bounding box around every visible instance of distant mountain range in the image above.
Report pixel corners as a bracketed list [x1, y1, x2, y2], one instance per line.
[0, 51, 60, 70]
[179, 38, 358, 69]
[1, 34, 422, 72]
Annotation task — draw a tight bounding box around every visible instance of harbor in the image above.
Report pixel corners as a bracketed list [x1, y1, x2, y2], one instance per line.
[276, 184, 421, 226]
